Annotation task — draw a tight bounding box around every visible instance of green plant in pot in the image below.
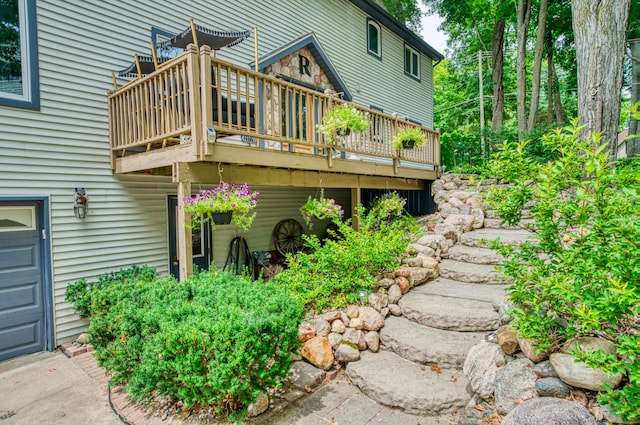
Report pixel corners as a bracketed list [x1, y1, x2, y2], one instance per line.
[183, 180, 260, 231]
[317, 103, 369, 145]
[392, 126, 426, 150]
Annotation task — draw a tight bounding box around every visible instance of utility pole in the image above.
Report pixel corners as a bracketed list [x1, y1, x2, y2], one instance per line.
[478, 50, 486, 161]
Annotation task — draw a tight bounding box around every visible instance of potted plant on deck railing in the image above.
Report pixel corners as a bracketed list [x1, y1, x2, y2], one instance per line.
[392, 126, 427, 151]
[183, 181, 260, 231]
[317, 103, 370, 145]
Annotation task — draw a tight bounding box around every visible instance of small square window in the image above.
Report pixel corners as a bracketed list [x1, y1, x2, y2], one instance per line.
[367, 19, 381, 59]
[404, 44, 420, 81]
[0, 0, 39, 110]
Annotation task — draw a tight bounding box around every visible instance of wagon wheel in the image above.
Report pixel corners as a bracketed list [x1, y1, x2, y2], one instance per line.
[273, 219, 304, 256]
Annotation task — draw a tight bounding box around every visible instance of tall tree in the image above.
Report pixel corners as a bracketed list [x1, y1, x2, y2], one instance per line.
[627, 0, 640, 156]
[572, 0, 631, 156]
[491, 0, 506, 130]
[527, 0, 548, 131]
[515, 0, 532, 138]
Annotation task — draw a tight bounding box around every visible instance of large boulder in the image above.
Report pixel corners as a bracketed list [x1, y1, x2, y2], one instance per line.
[463, 341, 505, 398]
[334, 341, 360, 363]
[494, 358, 538, 415]
[444, 214, 475, 233]
[549, 336, 623, 392]
[501, 397, 596, 425]
[358, 306, 385, 331]
[288, 361, 326, 390]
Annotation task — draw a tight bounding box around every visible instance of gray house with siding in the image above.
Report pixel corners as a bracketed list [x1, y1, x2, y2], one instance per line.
[0, 0, 442, 362]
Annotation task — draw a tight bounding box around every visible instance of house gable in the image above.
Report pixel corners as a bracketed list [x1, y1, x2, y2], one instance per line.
[253, 33, 353, 101]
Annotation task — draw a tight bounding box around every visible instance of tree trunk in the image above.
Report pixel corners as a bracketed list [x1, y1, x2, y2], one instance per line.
[527, 0, 548, 131]
[628, 39, 640, 157]
[549, 54, 565, 124]
[491, 0, 505, 131]
[516, 0, 532, 139]
[572, 0, 631, 157]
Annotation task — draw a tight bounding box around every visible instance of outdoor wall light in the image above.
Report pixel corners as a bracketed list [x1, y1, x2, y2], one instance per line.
[73, 187, 88, 219]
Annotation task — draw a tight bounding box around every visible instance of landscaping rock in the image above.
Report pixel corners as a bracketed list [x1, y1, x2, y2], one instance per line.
[441, 207, 460, 218]
[300, 337, 334, 370]
[388, 303, 401, 316]
[444, 214, 475, 233]
[380, 307, 389, 318]
[342, 328, 361, 345]
[535, 377, 570, 398]
[518, 335, 548, 362]
[358, 306, 384, 331]
[298, 324, 316, 342]
[534, 360, 557, 378]
[76, 333, 90, 345]
[377, 277, 395, 289]
[457, 400, 497, 425]
[471, 208, 485, 229]
[434, 223, 458, 243]
[328, 332, 342, 349]
[395, 276, 410, 294]
[494, 358, 538, 415]
[314, 320, 331, 338]
[417, 234, 447, 252]
[364, 331, 380, 352]
[496, 325, 519, 355]
[368, 293, 388, 312]
[349, 317, 364, 330]
[550, 353, 623, 392]
[331, 319, 346, 334]
[346, 305, 359, 318]
[357, 332, 368, 350]
[388, 285, 402, 304]
[288, 361, 326, 390]
[247, 392, 269, 417]
[394, 266, 411, 278]
[334, 341, 360, 362]
[501, 397, 596, 425]
[340, 312, 350, 327]
[463, 341, 505, 398]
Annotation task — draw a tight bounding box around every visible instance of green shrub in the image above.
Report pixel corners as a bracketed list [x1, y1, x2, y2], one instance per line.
[486, 120, 640, 421]
[274, 192, 417, 310]
[64, 265, 157, 318]
[68, 270, 304, 417]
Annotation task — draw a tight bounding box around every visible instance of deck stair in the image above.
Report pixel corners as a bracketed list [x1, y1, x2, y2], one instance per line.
[346, 226, 532, 415]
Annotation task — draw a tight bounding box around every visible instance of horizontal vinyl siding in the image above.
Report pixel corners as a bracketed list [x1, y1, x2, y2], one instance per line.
[0, 0, 432, 345]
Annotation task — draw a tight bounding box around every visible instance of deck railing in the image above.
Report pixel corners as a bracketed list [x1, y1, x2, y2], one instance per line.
[108, 45, 440, 169]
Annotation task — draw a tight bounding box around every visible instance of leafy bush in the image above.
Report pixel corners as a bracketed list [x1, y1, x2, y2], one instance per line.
[486, 120, 640, 421]
[65, 265, 157, 318]
[68, 270, 304, 417]
[274, 192, 417, 310]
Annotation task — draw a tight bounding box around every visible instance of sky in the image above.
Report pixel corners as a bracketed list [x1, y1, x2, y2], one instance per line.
[420, 12, 448, 56]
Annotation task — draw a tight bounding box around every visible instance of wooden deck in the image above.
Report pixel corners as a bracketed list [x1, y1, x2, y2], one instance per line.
[108, 45, 441, 186]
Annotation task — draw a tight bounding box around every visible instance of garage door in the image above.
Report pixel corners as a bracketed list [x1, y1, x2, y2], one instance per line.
[0, 204, 46, 361]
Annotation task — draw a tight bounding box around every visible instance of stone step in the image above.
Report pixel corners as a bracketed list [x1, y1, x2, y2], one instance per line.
[380, 316, 484, 369]
[484, 217, 536, 230]
[439, 259, 503, 284]
[446, 244, 504, 265]
[458, 228, 533, 248]
[399, 292, 499, 332]
[485, 209, 533, 219]
[412, 277, 507, 306]
[346, 350, 472, 415]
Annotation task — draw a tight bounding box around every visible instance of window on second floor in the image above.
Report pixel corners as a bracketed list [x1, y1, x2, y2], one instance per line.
[404, 43, 420, 81]
[0, 0, 39, 110]
[367, 19, 381, 59]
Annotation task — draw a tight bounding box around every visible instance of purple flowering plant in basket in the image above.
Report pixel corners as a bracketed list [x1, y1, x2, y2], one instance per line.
[300, 189, 345, 228]
[183, 180, 260, 231]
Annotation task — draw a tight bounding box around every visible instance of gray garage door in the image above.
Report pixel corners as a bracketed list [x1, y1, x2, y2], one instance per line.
[0, 203, 46, 361]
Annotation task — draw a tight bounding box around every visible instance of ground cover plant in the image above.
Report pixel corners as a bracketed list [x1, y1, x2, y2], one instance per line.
[274, 192, 417, 311]
[66, 267, 304, 418]
[484, 120, 640, 421]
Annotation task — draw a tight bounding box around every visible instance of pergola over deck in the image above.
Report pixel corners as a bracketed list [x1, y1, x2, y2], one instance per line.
[107, 44, 441, 278]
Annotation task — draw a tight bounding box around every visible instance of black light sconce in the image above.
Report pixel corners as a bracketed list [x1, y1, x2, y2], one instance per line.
[73, 188, 88, 219]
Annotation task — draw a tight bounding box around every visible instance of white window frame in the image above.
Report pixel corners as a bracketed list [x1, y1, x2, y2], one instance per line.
[404, 43, 420, 81]
[367, 19, 381, 59]
[0, 0, 39, 110]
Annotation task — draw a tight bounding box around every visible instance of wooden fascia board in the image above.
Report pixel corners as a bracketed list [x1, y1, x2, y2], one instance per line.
[184, 162, 426, 190]
[114, 145, 198, 174]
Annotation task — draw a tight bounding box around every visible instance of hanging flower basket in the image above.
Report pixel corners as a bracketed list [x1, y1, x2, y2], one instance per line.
[392, 126, 427, 151]
[317, 103, 370, 146]
[183, 181, 260, 231]
[212, 211, 233, 225]
[300, 190, 345, 228]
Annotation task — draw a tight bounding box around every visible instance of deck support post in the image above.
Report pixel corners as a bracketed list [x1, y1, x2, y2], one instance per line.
[186, 44, 203, 160]
[173, 163, 194, 281]
[199, 45, 213, 156]
[351, 187, 361, 231]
